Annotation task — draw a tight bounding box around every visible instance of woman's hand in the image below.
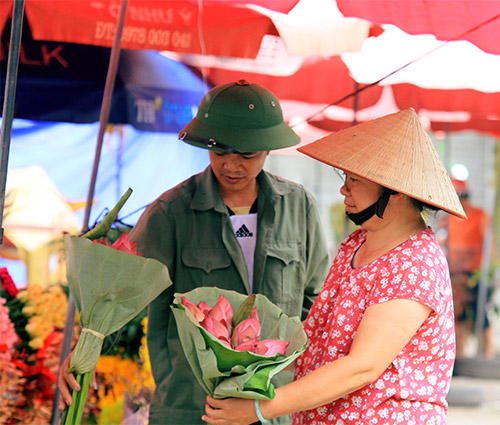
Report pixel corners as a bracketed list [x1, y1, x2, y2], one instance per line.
[202, 396, 259, 425]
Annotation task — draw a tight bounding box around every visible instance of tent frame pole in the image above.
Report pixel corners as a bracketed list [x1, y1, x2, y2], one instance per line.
[51, 1, 130, 423]
[0, 0, 25, 246]
[82, 0, 129, 233]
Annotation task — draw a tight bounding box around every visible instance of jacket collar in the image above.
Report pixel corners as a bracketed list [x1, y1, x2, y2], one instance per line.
[257, 169, 294, 199]
[191, 167, 226, 213]
[191, 166, 294, 212]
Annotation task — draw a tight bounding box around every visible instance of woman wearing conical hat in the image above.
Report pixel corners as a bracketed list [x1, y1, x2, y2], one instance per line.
[203, 109, 465, 425]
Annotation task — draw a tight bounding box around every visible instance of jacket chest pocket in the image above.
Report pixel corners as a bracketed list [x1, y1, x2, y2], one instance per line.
[181, 248, 231, 274]
[262, 243, 302, 304]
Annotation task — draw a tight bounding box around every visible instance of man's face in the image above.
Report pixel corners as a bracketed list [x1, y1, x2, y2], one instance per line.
[209, 150, 269, 195]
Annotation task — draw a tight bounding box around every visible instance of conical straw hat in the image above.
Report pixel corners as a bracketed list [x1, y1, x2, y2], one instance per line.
[298, 108, 466, 219]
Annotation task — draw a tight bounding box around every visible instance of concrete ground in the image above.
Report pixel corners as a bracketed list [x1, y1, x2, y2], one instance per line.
[447, 304, 500, 424]
[447, 376, 500, 424]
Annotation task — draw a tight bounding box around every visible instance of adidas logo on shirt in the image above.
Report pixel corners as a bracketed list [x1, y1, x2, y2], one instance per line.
[235, 224, 253, 238]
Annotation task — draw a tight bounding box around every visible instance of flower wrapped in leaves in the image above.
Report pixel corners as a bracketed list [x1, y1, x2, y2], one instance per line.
[65, 233, 172, 375]
[171, 287, 307, 400]
[62, 188, 173, 424]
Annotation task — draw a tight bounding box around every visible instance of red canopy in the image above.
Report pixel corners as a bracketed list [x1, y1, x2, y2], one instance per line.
[204, 56, 500, 138]
[0, 0, 299, 58]
[337, 0, 500, 55]
[311, 85, 500, 138]
[204, 56, 383, 110]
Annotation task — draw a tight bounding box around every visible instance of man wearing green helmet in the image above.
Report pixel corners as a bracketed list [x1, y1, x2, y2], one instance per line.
[128, 80, 330, 424]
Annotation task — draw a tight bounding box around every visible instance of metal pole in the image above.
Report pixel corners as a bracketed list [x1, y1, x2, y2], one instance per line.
[351, 81, 359, 127]
[51, 1, 130, 423]
[475, 223, 494, 355]
[0, 0, 25, 246]
[474, 140, 499, 356]
[82, 0, 129, 233]
[442, 130, 451, 257]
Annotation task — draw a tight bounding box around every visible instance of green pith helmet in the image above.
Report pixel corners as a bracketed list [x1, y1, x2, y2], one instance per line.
[179, 80, 300, 153]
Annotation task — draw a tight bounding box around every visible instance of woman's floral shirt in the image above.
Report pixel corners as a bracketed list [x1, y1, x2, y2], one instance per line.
[293, 228, 455, 425]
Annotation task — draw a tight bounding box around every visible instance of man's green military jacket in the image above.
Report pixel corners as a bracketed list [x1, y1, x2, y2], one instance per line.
[129, 166, 330, 424]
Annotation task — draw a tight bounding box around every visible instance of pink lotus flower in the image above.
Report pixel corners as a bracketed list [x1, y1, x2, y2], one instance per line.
[255, 339, 290, 356]
[198, 301, 212, 315]
[231, 307, 260, 348]
[93, 233, 141, 256]
[201, 315, 231, 347]
[94, 238, 110, 247]
[112, 233, 140, 255]
[181, 297, 206, 323]
[234, 338, 259, 352]
[181, 295, 291, 356]
[208, 295, 233, 332]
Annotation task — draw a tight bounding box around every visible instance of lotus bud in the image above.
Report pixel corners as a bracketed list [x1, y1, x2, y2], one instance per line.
[234, 338, 258, 352]
[93, 237, 111, 247]
[201, 315, 231, 346]
[181, 297, 206, 322]
[112, 233, 140, 255]
[231, 307, 260, 348]
[209, 295, 233, 333]
[255, 339, 290, 356]
[198, 301, 212, 315]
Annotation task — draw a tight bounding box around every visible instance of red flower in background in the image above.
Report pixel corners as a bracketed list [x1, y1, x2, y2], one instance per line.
[0, 267, 19, 298]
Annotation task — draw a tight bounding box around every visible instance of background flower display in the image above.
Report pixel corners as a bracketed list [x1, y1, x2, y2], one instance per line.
[0, 263, 158, 425]
[94, 314, 155, 425]
[0, 266, 73, 424]
[172, 287, 308, 400]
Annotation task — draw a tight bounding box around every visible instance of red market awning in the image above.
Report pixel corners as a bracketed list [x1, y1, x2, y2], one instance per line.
[337, 0, 500, 55]
[0, 0, 299, 58]
[203, 56, 500, 139]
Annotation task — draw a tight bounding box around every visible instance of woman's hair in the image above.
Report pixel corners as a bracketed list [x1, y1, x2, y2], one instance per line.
[378, 184, 441, 216]
[410, 197, 440, 214]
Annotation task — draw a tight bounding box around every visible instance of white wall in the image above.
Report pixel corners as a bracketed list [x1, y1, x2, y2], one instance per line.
[265, 130, 498, 257]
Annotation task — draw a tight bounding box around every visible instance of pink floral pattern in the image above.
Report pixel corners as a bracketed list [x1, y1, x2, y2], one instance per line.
[293, 228, 455, 425]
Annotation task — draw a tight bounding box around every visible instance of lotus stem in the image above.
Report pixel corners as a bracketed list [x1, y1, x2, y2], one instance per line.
[74, 372, 92, 425]
[63, 372, 92, 425]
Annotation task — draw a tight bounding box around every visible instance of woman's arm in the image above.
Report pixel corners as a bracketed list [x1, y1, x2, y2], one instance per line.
[202, 298, 432, 424]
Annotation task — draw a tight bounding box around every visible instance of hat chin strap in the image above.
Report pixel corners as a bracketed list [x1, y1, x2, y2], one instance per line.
[179, 132, 243, 154]
[347, 189, 397, 226]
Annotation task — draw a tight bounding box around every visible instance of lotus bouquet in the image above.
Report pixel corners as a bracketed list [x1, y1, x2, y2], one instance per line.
[62, 189, 173, 425]
[171, 287, 307, 400]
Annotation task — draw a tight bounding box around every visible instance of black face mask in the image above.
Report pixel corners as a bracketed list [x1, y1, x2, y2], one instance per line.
[347, 189, 398, 226]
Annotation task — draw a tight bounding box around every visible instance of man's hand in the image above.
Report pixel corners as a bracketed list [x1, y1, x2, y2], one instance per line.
[57, 355, 97, 410]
